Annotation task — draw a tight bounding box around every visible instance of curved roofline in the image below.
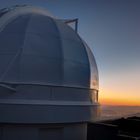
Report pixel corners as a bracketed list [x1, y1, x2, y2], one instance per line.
[0, 5, 54, 18]
[0, 5, 54, 32]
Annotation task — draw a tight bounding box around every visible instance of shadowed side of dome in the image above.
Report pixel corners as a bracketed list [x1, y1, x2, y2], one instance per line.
[83, 41, 99, 90]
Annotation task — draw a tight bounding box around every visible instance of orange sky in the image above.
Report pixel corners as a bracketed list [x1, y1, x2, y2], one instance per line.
[98, 69, 140, 106]
[99, 89, 140, 106]
[99, 95, 140, 106]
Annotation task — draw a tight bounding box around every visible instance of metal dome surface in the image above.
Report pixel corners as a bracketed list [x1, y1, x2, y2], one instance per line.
[0, 5, 98, 90]
[0, 6, 100, 127]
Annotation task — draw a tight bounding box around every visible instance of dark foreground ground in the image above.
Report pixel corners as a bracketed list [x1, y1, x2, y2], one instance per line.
[87, 105, 140, 140]
[88, 116, 140, 140]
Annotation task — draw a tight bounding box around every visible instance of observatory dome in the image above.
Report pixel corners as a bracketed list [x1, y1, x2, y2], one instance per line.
[0, 6, 100, 127]
[0, 5, 98, 90]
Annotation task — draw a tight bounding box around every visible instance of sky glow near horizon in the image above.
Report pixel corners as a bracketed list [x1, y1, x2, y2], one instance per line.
[0, 0, 140, 106]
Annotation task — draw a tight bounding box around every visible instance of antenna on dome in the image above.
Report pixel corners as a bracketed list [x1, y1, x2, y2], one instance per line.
[63, 18, 78, 33]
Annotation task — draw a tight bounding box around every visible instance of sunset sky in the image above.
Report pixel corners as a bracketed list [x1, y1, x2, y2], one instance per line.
[1, 0, 140, 106]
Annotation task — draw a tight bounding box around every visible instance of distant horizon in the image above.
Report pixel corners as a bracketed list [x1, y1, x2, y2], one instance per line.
[100, 104, 140, 120]
[101, 104, 140, 107]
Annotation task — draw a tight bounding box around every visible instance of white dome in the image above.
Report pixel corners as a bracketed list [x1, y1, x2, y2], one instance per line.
[0, 6, 100, 125]
[0, 5, 99, 90]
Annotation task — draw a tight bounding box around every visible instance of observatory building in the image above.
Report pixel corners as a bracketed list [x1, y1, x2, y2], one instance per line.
[0, 5, 99, 140]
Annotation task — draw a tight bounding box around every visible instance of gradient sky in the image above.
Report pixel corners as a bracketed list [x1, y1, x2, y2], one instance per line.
[0, 0, 140, 106]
